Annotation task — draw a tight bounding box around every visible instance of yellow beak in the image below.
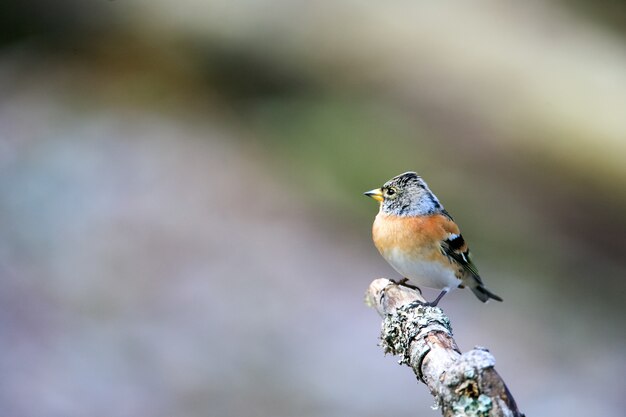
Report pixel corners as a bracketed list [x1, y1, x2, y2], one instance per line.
[364, 188, 384, 202]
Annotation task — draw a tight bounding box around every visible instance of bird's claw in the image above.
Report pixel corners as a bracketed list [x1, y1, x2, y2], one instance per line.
[390, 278, 422, 294]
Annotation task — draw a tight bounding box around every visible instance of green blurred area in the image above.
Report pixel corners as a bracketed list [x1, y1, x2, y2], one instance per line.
[1, 1, 625, 417]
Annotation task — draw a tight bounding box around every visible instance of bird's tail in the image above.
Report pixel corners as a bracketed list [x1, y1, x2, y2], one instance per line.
[470, 284, 503, 303]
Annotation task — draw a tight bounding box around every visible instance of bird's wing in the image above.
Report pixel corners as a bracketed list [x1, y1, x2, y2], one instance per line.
[437, 214, 502, 302]
[440, 233, 482, 281]
[437, 215, 483, 282]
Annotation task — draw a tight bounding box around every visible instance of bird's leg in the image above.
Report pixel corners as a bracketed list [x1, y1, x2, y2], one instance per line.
[423, 289, 449, 307]
[390, 278, 422, 294]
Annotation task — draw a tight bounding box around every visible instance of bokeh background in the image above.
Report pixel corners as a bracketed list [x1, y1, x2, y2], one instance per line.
[1, 1, 625, 416]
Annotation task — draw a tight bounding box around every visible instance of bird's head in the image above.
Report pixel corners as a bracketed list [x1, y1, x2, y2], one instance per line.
[364, 171, 443, 216]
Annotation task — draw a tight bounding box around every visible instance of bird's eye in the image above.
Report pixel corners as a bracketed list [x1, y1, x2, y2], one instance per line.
[386, 187, 396, 196]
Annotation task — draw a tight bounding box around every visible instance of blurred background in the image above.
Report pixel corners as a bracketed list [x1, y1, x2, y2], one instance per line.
[1, 1, 625, 416]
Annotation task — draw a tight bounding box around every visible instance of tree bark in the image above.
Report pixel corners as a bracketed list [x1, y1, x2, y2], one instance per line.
[365, 278, 524, 417]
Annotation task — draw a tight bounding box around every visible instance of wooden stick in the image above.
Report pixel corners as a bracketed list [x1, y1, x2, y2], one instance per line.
[365, 278, 524, 417]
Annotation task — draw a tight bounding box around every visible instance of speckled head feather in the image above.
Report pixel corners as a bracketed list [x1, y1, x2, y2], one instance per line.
[380, 172, 443, 216]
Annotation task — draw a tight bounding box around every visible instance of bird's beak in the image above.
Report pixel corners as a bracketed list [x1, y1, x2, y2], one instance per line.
[364, 188, 384, 202]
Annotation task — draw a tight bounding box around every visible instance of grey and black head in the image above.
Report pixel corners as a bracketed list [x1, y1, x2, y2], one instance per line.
[364, 172, 443, 216]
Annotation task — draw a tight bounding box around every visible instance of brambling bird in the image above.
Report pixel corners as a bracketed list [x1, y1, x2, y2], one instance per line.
[364, 172, 502, 306]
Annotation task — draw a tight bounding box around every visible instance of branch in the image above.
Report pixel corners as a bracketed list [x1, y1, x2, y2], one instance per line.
[365, 278, 523, 417]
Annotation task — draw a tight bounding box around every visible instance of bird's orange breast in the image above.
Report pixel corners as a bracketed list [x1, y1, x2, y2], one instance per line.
[372, 213, 457, 261]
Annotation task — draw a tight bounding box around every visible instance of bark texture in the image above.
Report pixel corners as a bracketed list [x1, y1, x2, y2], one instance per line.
[365, 278, 523, 417]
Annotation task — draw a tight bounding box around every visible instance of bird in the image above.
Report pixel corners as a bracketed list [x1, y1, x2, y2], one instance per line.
[364, 171, 502, 306]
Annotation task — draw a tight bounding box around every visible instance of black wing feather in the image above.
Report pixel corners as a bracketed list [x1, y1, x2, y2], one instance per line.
[441, 234, 483, 282]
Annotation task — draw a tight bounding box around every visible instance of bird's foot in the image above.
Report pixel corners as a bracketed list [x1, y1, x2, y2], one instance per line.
[421, 289, 449, 307]
[390, 278, 422, 294]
